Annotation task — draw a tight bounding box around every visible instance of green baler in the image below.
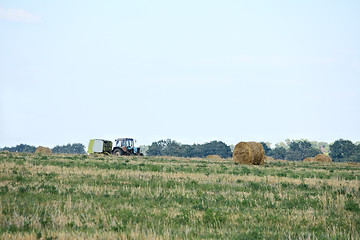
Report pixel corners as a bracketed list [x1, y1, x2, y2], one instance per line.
[88, 139, 113, 154]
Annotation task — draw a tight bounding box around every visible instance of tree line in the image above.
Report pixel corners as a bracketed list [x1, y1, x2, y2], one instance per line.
[263, 139, 360, 162]
[261, 141, 322, 161]
[1, 139, 359, 162]
[145, 138, 359, 162]
[0, 143, 86, 154]
[146, 139, 232, 158]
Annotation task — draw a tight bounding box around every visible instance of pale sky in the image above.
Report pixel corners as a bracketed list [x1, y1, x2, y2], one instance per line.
[1, 1, 360, 148]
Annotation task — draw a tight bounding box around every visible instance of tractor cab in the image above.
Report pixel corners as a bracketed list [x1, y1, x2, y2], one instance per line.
[115, 138, 134, 151]
[113, 138, 142, 156]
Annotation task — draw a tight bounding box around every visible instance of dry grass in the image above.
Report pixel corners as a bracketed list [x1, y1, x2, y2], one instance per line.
[0, 152, 359, 239]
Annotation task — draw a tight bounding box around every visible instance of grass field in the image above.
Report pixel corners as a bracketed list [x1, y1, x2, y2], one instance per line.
[0, 152, 359, 239]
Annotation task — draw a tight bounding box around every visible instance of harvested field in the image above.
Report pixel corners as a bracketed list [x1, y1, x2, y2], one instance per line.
[0, 152, 359, 239]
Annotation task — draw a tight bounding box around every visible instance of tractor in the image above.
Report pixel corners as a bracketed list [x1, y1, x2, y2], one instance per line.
[88, 138, 143, 156]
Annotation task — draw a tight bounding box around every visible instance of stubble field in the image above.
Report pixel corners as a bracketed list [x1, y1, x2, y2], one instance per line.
[0, 152, 359, 239]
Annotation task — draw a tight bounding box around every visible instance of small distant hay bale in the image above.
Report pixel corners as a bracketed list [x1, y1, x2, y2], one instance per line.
[303, 157, 315, 162]
[347, 162, 360, 166]
[233, 142, 265, 165]
[314, 154, 332, 162]
[206, 155, 223, 160]
[303, 154, 332, 162]
[35, 146, 52, 154]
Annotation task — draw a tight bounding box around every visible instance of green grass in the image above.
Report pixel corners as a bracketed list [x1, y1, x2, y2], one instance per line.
[0, 152, 359, 239]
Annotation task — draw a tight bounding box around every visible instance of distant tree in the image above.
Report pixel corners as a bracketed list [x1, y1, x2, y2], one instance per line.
[275, 142, 289, 150]
[310, 141, 329, 154]
[179, 144, 194, 158]
[349, 145, 360, 162]
[146, 139, 232, 158]
[52, 143, 86, 154]
[1, 144, 36, 153]
[163, 139, 182, 157]
[286, 140, 321, 161]
[71, 143, 86, 154]
[200, 141, 232, 158]
[329, 139, 356, 162]
[146, 140, 167, 156]
[269, 147, 287, 160]
[189, 144, 202, 158]
[260, 142, 272, 156]
[147, 139, 184, 157]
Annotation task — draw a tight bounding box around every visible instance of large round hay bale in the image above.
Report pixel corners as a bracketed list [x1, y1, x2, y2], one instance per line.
[314, 154, 332, 162]
[233, 142, 265, 165]
[35, 146, 52, 154]
[206, 155, 223, 160]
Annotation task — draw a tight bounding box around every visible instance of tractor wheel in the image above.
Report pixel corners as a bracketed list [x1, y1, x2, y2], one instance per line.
[113, 149, 123, 156]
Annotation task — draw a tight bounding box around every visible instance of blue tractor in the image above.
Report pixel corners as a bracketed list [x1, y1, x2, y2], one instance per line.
[112, 138, 143, 156]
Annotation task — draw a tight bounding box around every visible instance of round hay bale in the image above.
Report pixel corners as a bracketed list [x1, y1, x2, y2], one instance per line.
[233, 142, 265, 165]
[35, 146, 52, 154]
[303, 157, 315, 162]
[303, 154, 332, 162]
[314, 154, 332, 162]
[206, 155, 223, 160]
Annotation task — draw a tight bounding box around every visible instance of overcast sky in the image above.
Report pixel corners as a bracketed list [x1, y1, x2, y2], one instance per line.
[1, 0, 359, 148]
